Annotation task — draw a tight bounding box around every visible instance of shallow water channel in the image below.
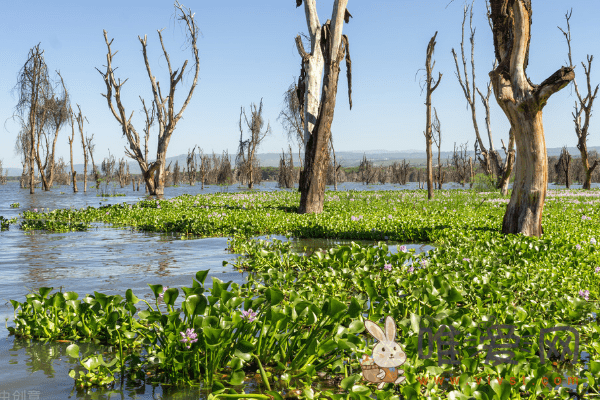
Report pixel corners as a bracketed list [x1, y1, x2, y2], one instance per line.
[0, 181, 435, 399]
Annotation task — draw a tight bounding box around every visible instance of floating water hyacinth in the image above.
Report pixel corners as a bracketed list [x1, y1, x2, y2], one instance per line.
[596, 267, 600, 273]
[463, 258, 471, 262]
[576, 244, 582, 250]
[384, 263, 392, 271]
[241, 309, 257, 322]
[180, 328, 198, 349]
[408, 266, 415, 273]
[579, 290, 590, 301]
[399, 245, 407, 253]
[159, 286, 169, 299]
[420, 259, 428, 267]
[582, 215, 592, 221]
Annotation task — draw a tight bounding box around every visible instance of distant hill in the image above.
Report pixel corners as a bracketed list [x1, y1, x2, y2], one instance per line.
[3, 146, 598, 176]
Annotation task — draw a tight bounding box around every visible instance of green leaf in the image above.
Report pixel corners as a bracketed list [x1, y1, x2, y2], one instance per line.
[410, 313, 421, 334]
[196, 270, 209, 286]
[324, 297, 347, 319]
[66, 344, 80, 358]
[125, 289, 139, 304]
[265, 288, 284, 306]
[445, 287, 463, 303]
[590, 361, 600, 375]
[340, 374, 361, 390]
[163, 287, 179, 307]
[229, 370, 245, 385]
[348, 297, 362, 318]
[39, 287, 53, 299]
[148, 284, 163, 299]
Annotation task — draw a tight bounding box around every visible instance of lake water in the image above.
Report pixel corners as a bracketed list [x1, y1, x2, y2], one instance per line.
[0, 180, 443, 399]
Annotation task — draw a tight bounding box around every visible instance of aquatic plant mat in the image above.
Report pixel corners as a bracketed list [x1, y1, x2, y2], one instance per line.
[7, 189, 600, 399]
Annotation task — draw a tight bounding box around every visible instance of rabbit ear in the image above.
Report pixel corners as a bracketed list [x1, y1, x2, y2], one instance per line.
[364, 320, 386, 342]
[385, 316, 397, 341]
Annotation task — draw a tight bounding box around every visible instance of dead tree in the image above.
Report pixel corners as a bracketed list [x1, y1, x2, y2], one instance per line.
[12, 44, 52, 194]
[296, 0, 353, 214]
[358, 154, 377, 184]
[217, 150, 233, 185]
[278, 146, 296, 189]
[172, 160, 182, 186]
[186, 146, 197, 185]
[67, 105, 77, 192]
[236, 99, 271, 189]
[489, 0, 575, 236]
[0, 160, 7, 185]
[39, 71, 70, 190]
[278, 81, 305, 169]
[199, 148, 208, 189]
[101, 152, 116, 188]
[555, 146, 572, 188]
[97, 2, 200, 196]
[453, 142, 469, 186]
[431, 108, 445, 189]
[424, 32, 442, 200]
[74, 105, 89, 192]
[452, 3, 492, 176]
[86, 135, 101, 189]
[116, 157, 129, 188]
[559, 10, 599, 190]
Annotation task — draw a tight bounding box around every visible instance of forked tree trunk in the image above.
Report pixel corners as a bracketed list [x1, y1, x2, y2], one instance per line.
[424, 32, 442, 200]
[297, 0, 352, 214]
[489, 0, 574, 236]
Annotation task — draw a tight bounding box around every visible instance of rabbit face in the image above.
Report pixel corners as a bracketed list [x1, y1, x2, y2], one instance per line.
[372, 340, 407, 368]
[364, 316, 407, 369]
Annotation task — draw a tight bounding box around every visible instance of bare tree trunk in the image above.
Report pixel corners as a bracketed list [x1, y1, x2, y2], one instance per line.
[559, 11, 599, 190]
[68, 107, 77, 193]
[97, 3, 200, 196]
[424, 32, 442, 200]
[452, 4, 491, 175]
[297, 0, 352, 214]
[489, 0, 574, 236]
[499, 134, 515, 196]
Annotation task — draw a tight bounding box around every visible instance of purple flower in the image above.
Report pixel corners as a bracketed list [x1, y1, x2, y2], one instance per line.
[266, 213, 270, 217]
[591, 238, 597, 245]
[399, 245, 407, 253]
[242, 308, 257, 322]
[579, 290, 590, 301]
[158, 286, 169, 299]
[596, 267, 600, 273]
[388, 215, 393, 219]
[420, 259, 428, 268]
[105, 211, 110, 215]
[384, 263, 392, 271]
[180, 328, 198, 349]
[408, 266, 415, 273]
[576, 244, 582, 250]
[463, 258, 471, 262]
[582, 215, 592, 221]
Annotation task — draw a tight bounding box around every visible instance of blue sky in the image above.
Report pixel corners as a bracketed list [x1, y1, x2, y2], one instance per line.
[2, 1, 599, 168]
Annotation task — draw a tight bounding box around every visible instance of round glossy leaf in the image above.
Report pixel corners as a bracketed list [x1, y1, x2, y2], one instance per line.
[66, 344, 80, 358]
[163, 288, 179, 307]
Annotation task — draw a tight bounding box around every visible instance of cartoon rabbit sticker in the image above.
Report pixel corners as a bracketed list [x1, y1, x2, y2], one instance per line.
[361, 316, 406, 389]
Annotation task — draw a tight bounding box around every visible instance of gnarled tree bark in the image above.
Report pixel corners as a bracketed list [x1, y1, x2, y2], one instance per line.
[296, 0, 352, 214]
[489, 0, 574, 236]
